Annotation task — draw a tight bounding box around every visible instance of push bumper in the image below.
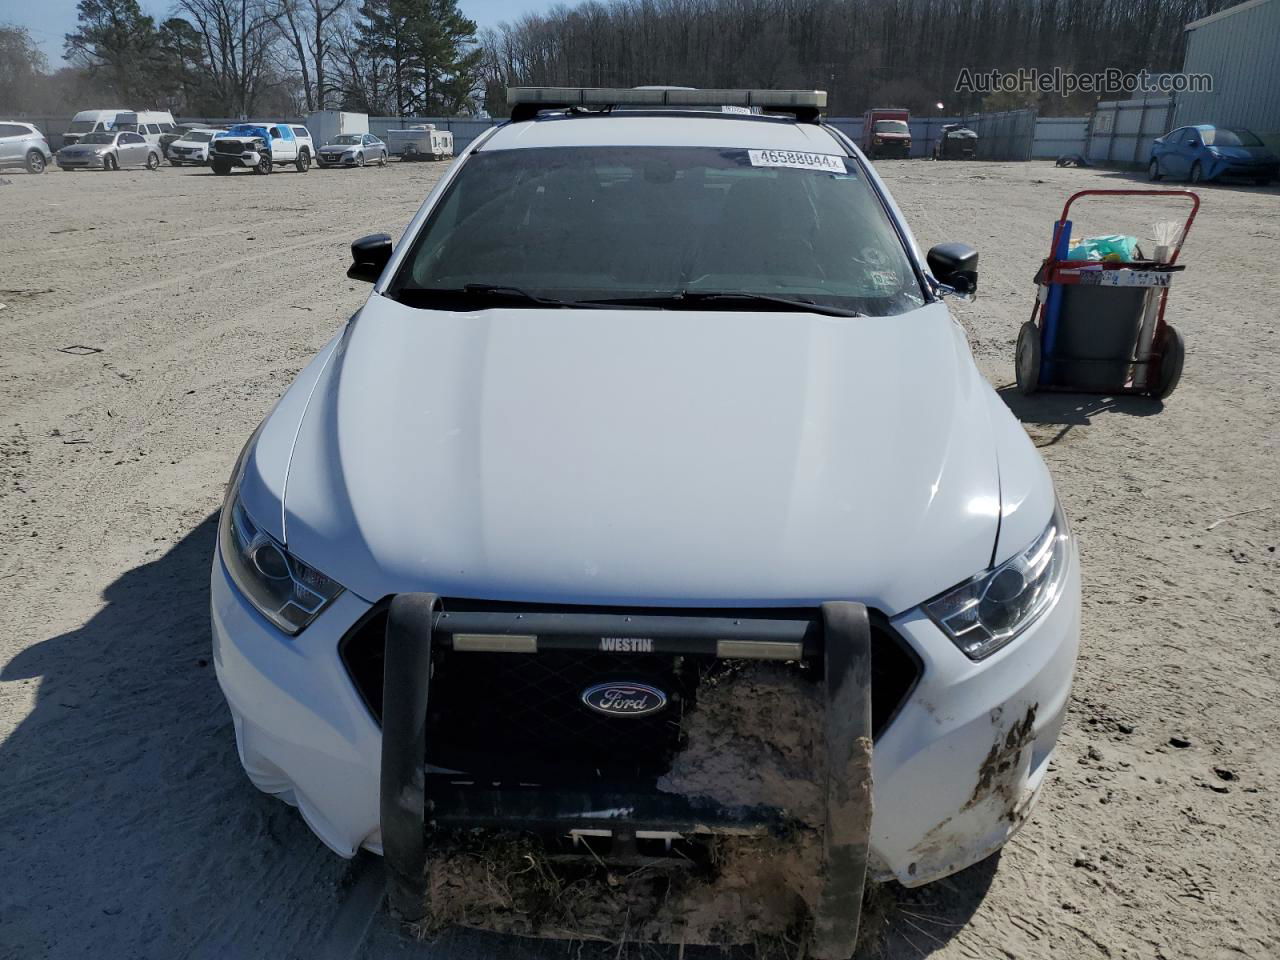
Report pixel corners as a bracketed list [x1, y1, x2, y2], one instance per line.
[212, 543, 1079, 893]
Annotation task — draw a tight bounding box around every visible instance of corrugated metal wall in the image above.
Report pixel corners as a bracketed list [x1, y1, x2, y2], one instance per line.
[1174, 0, 1280, 151]
[1033, 117, 1090, 158]
[1087, 98, 1177, 165]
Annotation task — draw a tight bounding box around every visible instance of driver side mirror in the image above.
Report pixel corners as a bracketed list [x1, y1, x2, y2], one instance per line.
[927, 243, 979, 300]
[349, 233, 393, 283]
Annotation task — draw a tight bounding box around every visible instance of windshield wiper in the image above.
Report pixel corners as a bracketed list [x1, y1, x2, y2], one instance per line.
[393, 284, 625, 310]
[585, 291, 863, 318]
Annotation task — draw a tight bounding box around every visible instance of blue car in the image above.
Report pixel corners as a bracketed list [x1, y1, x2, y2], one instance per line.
[1149, 124, 1278, 185]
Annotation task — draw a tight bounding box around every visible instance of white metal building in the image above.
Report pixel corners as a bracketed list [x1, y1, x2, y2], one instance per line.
[1173, 0, 1280, 151]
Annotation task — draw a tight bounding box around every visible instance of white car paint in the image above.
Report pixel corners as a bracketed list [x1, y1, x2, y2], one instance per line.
[165, 129, 222, 165]
[213, 110, 1080, 888]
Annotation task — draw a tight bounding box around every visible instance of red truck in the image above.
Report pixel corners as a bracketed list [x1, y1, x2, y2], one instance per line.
[862, 108, 912, 159]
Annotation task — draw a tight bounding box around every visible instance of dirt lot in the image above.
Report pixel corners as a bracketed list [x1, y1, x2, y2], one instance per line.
[0, 157, 1277, 960]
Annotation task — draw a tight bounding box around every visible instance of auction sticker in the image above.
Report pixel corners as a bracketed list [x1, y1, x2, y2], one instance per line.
[747, 149, 846, 172]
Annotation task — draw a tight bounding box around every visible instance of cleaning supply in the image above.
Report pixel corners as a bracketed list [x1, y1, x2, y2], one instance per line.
[1066, 234, 1140, 262]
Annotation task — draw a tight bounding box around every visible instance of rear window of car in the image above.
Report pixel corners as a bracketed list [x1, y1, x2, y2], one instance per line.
[389, 144, 926, 317]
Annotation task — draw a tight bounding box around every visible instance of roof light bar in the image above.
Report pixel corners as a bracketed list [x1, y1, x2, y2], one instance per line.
[507, 87, 827, 122]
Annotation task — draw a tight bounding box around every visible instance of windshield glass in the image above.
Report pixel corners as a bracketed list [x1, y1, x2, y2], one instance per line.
[1203, 128, 1262, 147]
[183, 131, 216, 142]
[389, 145, 924, 317]
[67, 120, 98, 133]
[78, 133, 115, 144]
[331, 135, 362, 145]
[874, 120, 909, 134]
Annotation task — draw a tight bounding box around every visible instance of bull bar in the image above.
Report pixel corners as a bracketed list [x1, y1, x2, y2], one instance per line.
[378, 593, 873, 958]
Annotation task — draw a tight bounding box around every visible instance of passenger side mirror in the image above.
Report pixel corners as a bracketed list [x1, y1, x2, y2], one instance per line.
[926, 243, 979, 299]
[349, 233, 393, 283]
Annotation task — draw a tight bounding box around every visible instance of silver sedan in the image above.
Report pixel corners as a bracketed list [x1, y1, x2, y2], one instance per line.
[316, 134, 389, 168]
[55, 131, 162, 171]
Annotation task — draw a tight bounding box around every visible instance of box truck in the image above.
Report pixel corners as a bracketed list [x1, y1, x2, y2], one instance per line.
[862, 108, 911, 159]
[305, 111, 369, 147]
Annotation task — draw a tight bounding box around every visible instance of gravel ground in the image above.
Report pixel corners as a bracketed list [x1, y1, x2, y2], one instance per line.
[0, 158, 1276, 960]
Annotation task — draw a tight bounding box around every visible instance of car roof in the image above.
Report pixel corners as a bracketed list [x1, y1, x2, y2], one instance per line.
[478, 113, 848, 153]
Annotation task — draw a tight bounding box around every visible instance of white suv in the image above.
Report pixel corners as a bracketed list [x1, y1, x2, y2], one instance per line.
[211, 87, 1079, 955]
[0, 122, 53, 174]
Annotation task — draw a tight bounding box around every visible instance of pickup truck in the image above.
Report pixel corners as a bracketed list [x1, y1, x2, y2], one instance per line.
[210, 123, 311, 175]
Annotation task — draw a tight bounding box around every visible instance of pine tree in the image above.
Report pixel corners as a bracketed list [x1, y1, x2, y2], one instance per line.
[64, 0, 161, 103]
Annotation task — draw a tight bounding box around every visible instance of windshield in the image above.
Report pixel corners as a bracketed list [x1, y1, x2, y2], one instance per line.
[183, 131, 216, 143]
[389, 145, 924, 317]
[1203, 128, 1262, 147]
[331, 135, 362, 145]
[78, 133, 115, 144]
[874, 120, 909, 134]
[67, 120, 99, 133]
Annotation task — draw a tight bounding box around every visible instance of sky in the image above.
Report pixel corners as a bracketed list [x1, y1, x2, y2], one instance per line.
[5, 0, 549, 64]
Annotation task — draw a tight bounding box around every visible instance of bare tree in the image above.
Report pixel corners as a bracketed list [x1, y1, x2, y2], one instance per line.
[479, 0, 1236, 118]
[267, 0, 348, 111]
[175, 0, 278, 115]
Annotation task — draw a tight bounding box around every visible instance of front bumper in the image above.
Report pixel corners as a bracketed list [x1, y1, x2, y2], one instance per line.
[871, 140, 912, 158]
[56, 155, 107, 169]
[1208, 159, 1278, 181]
[211, 542, 1080, 887]
[318, 153, 357, 166]
[212, 149, 261, 168]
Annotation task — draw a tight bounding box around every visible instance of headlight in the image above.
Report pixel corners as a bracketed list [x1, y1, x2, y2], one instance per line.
[925, 501, 1071, 660]
[218, 436, 344, 634]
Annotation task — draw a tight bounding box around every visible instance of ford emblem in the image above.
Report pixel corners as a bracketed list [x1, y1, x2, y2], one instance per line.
[581, 682, 668, 718]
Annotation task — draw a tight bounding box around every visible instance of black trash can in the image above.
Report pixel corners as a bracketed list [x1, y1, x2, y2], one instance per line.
[1048, 285, 1149, 391]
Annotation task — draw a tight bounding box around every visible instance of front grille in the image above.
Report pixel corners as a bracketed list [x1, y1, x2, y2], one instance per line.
[341, 599, 921, 787]
[214, 140, 245, 155]
[428, 646, 704, 783]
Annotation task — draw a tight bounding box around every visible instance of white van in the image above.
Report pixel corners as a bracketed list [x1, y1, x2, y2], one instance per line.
[113, 111, 178, 145]
[62, 109, 130, 147]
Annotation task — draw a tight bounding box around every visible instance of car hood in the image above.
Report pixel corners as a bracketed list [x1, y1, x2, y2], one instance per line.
[276, 295, 1003, 614]
[1211, 145, 1275, 161]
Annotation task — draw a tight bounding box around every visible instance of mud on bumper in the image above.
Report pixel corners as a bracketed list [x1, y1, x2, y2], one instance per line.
[370, 595, 879, 957]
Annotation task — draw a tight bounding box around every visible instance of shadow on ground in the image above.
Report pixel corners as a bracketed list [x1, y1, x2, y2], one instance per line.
[1089, 167, 1280, 196]
[997, 385, 1163, 445]
[0, 515, 354, 960]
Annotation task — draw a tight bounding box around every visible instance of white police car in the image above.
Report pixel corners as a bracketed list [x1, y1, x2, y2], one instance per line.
[212, 87, 1079, 951]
